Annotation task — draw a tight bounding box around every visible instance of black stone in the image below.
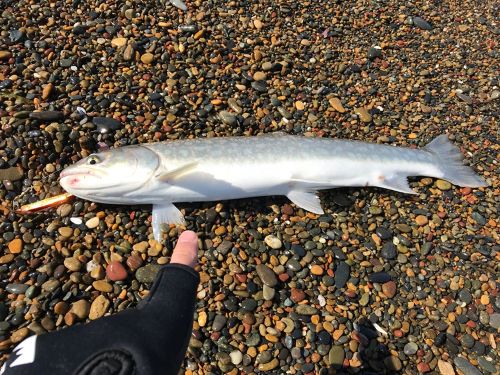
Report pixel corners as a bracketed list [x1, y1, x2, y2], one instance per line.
[240, 299, 257, 312]
[368, 272, 391, 283]
[412, 16, 432, 30]
[381, 242, 397, 260]
[149, 92, 163, 101]
[472, 341, 485, 355]
[6, 283, 28, 294]
[251, 81, 267, 92]
[93, 117, 122, 133]
[0, 79, 13, 90]
[73, 25, 87, 35]
[9, 30, 25, 43]
[375, 227, 392, 240]
[317, 330, 332, 345]
[367, 47, 382, 60]
[458, 289, 472, 304]
[0, 303, 7, 321]
[302, 363, 314, 372]
[434, 332, 446, 347]
[29, 111, 64, 122]
[60, 58, 73, 68]
[286, 259, 302, 272]
[291, 244, 305, 257]
[462, 334, 475, 348]
[334, 261, 350, 289]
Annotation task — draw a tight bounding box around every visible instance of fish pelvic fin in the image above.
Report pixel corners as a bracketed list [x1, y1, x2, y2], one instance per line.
[425, 135, 488, 188]
[152, 203, 185, 242]
[287, 190, 324, 214]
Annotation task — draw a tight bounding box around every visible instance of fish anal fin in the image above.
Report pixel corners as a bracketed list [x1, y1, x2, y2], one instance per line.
[152, 203, 185, 242]
[376, 173, 417, 195]
[287, 190, 324, 214]
[156, 162, 198, 183]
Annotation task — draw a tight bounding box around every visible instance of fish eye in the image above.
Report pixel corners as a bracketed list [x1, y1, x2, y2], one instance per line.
[87, 155, 101, 165]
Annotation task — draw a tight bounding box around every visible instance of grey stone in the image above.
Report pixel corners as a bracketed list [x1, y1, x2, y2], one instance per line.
[135, 264, 161, 283]
[255, 264, 277, 287]
[454, 357, 483, 375]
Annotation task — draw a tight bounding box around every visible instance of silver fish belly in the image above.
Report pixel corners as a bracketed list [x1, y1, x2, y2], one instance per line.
[59, 134, 487, 241]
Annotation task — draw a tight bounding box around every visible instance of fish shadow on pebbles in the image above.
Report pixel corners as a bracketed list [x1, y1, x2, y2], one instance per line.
[334, 319, 403, 374]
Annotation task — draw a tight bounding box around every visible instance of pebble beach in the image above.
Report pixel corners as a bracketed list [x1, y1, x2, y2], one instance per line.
[0, 0, 498, 373]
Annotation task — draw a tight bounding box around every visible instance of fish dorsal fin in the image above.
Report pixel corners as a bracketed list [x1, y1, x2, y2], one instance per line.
[156, 161, 198, 183]
[152, 203, 185, 242]
[376, 173, 417, 195]
[287, 190, 324, 214]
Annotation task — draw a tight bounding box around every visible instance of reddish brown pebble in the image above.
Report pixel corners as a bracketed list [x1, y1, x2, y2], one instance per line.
[281, 204, 294, 215]
[106, 261, 127, 281]
[345, 290, 357, 298]
[242, 312, 256, 325]
[394, 329, 404, 337]
[382, 281, 397, 298]
[417, 362, 431, 372]
[126, 255, 143, 271]
[234, 274, 247, 283]
[291, 288, 306, 303]
[278, 273, 289, 282]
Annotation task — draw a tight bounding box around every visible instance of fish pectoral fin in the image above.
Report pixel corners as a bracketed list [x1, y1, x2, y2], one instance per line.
[376, 173, 417, 195]
[152, 203, 185, 242]
[287, 190, 324, 214]
[156, 161, 198, 183]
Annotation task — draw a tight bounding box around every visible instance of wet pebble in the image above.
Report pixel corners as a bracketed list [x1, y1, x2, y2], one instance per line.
[255, 264, 277, 287]
[92, 117, 122, 133]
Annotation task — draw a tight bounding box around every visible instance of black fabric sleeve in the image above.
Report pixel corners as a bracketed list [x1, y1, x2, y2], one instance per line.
[1, 264, 200, 375]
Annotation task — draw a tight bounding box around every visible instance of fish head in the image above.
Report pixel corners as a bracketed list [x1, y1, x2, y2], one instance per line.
[59, 146, 159, 200]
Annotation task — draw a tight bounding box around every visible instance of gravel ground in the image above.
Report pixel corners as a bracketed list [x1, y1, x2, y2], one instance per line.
[0, 0, 499, 374]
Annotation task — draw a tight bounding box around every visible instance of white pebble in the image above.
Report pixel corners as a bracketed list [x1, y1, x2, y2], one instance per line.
[70, 217, 83, 225]
[229, 350, 243, 365]
[169, 0, 187, 11]
[318, 294, 326, 307]
[264, 234, 282, 249]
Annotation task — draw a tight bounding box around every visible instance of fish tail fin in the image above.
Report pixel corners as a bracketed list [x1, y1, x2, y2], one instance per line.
[425, 135, 487, 188]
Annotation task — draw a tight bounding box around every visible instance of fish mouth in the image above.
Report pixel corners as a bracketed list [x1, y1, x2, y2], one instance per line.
[60, 167, 104, 179]
[59, 168, 117, 191]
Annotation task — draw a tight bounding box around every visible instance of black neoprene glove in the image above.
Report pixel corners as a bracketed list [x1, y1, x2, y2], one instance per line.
[1, 263, 200, 375]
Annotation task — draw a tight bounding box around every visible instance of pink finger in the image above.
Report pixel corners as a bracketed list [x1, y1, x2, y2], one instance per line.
[170, 230, 198, 268]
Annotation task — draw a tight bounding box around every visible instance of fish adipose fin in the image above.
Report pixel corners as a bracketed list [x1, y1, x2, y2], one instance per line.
[152, 203, 185, 242]
[287, 190, 324, 214]
[156, 162, 198, 183]
[376, 173, 417, 195]
[425, 135, 487, 187]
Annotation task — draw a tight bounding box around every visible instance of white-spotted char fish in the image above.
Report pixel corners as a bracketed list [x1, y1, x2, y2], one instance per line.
[59, 133, 487, 241]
